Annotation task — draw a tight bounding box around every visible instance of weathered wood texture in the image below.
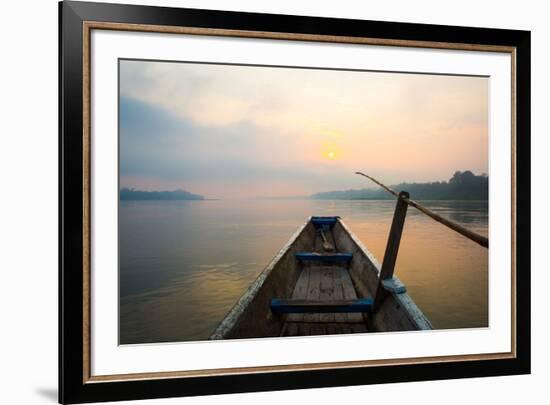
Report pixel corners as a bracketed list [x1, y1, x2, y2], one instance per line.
[333, 219, 432, 332]
[286, 267, 310, 322]
[375, 192, 409, 309]
[369, 292, 433, 331]
[295, 252, 353, 263]
[381, 277, 407, 294]
[319, 230, 335, 251]
[270, 298, 373, 313]
[339, 267, 365, 323]
[282, 322, 367, 337]
[303, 266, 321, 322]
[319, 267, 336, 322]
[333, 220, 380, 299]
[314, 229, 337, 253]
[379, 192, 409, 280]
[211, 216, 431, 339]
[290, 266, 365, 323]
[282, 265, 369, 336]
[210, 220, 316, 339]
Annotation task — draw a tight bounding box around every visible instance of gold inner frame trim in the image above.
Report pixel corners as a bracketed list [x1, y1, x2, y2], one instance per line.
[82, 20, 517, 384]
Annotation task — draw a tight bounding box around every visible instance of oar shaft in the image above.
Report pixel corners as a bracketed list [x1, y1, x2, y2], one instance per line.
[405, 198, 488, 248]
[355, 172, 489, 248]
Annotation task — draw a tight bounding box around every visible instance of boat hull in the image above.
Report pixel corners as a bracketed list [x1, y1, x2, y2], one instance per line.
[210, 217, 431, 340]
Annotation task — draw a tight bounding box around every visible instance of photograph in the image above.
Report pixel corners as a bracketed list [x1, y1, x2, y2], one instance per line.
[118, 59, 489, 344]
[54, 0, 532, 402]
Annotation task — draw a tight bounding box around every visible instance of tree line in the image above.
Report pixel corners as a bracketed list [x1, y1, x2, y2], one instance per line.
[311, 171, 488, 200]
[120, 188, 204, 200]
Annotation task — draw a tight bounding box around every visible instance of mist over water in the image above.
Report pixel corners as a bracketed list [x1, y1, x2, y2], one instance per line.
[119, 199, 488, 344]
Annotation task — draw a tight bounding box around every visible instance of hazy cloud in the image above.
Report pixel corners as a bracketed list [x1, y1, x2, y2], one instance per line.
[119, 60, 488, 198]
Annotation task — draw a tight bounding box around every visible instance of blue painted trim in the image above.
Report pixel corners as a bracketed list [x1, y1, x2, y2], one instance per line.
[381, 277, 407, 294]
[311, 216, 339, 228]
[270, 298, 373, 314]
[295, 252, 353, 262]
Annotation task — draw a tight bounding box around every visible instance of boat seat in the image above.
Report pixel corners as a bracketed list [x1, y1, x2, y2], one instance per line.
[295, 252, 352, 263]
[311, 216, 339, 228]
[271, 298, 373, 314]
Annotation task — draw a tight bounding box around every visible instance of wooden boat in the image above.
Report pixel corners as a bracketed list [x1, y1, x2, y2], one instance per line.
[210, 215, 432, 339]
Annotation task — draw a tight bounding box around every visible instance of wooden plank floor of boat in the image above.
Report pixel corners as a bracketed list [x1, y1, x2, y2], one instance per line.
[280, 265, 369, 337]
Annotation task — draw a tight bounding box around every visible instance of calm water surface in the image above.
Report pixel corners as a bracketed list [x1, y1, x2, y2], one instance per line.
[120, 199, 488, 344]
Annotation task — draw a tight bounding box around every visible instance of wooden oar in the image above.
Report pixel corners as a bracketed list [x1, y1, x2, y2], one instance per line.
[355, 171, 489, 248]
[319, 230, 335, 251]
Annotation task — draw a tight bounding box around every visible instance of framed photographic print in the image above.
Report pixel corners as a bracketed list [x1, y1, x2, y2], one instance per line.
[59, 0, 531, 403]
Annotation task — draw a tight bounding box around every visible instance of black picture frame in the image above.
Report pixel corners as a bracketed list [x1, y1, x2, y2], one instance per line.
[59, 1, 531, 403]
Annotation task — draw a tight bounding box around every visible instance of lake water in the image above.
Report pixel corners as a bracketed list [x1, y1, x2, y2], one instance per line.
[120, 199, 488, 344]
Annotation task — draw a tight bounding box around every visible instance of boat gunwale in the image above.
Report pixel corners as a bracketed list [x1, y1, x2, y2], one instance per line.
[336, 218, 433, 330]
[210, 216, 432, 339]
[209, 217, 312, 339]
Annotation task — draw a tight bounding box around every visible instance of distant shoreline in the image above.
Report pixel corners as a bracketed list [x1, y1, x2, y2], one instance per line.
[120, 170, 489, 202]
[120, 188, 205, 201]
[120, 197, 488, 202]
[311, 171, 488, 201]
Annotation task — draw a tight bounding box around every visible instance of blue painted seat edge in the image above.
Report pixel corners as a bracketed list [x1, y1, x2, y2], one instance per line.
[270, 298, 373, 313]
[295, 252, 353, 262]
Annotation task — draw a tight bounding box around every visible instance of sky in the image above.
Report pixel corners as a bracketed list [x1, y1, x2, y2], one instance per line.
[119, 59, 488, 199]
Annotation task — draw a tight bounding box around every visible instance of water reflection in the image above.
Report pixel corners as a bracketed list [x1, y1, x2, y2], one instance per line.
[120, 199, 488, 344]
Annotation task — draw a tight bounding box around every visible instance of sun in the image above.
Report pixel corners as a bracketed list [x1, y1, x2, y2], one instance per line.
[320, 139, 341, 161]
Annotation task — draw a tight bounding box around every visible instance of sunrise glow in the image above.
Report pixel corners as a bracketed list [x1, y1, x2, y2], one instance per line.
[120, 60, 488, 199]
